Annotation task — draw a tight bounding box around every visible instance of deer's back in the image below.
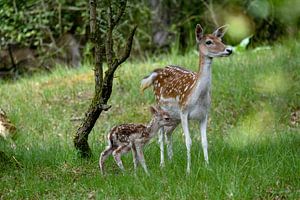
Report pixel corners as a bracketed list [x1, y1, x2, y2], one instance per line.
[151, 66, 197, 116]
[109, 124, 147, 145]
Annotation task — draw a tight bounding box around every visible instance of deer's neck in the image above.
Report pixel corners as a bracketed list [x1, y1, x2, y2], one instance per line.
[194, 54, 212, 93]
[190, 53, 212, 98]
[146, 119, 160, 138]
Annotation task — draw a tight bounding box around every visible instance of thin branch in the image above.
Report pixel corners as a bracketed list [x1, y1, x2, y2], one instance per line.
[89, 0, 97, 39]
[13, 0, 18, 13]
[58, 2, 62, 35]
[8, 44, 16, 70]
[201, 0, 219, 27]
[40, 25, 57, 48]
[111, 0, 127, 28]
[106, 0, 114, 66]
[61, 6, 86, 11]
[117, 25, 137, 66]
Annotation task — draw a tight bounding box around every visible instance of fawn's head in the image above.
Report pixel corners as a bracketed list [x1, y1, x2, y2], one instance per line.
[195, 24, 232, 58]
[149, 106, 173, 127]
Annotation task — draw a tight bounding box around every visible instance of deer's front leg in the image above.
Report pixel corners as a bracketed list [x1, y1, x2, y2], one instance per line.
[181, 112, 192, 174]
[131, 142, 139, 172]
[158, 127, 165, 168]
[136, 144, 149, 175]
[200, 115, 209, 164]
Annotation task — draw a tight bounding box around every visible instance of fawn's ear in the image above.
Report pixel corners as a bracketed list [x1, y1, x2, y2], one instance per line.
[212, 25, 228, 38]
[149, 106, 157, 115]
[195, 24, 204, 43]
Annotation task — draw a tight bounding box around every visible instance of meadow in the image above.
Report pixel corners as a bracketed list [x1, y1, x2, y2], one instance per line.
[0, 40, 299, 199]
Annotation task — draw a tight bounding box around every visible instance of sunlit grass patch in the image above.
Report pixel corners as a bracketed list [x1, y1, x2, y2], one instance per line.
[225, 102, 276, 148]
[255, 72, 291, 94]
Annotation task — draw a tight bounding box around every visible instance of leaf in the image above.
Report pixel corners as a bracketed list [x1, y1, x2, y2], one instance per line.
[239, 36, 252, 48]
[233, 35, 252, 53]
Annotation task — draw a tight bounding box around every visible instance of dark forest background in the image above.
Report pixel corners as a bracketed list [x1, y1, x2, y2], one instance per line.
[0, 0, 299, 77]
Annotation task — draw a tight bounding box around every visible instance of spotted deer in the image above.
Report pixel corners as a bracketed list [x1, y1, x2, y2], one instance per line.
[140, 23, 232, 173]
[99, 106, 174, 175]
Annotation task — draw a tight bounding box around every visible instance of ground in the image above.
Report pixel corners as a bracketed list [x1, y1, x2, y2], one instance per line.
[0, 39, 299, 199]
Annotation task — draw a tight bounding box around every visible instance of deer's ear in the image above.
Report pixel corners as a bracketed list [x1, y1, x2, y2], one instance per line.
[212, 25, 228, 38]
[149, 106, 157, 114]
[195, 24, 204, 43]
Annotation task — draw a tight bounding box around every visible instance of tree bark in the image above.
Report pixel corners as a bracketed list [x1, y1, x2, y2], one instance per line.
[73, 0, 136, 158]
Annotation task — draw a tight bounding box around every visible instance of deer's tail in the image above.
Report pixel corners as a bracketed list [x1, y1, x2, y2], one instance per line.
[140, 72, 158, 94]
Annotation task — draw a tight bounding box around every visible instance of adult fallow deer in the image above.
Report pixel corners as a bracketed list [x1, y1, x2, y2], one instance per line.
[141, 23, 232, 173]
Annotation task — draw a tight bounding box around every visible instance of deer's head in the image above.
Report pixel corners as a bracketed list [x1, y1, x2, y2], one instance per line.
[196, 24, 232, 58]
[150, 106, 174, 127]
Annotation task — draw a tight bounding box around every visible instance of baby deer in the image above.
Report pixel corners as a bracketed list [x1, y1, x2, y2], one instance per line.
[99, 106, 173, 175]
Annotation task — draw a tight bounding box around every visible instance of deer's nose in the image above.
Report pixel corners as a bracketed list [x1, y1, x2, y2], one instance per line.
[225, 47, 233, 55]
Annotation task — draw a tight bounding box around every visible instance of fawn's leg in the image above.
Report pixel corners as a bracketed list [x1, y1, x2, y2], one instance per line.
[131, 143, 139, 172]
[112, 145, 131, 172]
[136, 144, 149, 175]
[99, 146, 114, 174]
[164, 123, 179, 161]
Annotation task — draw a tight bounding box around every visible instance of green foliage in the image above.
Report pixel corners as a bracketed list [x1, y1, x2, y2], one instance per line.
[0, 0, 151, 54]
[1, 0, 299, 55]
[0, 39, 299, 198]
[0, 0, 87, 48]
[233, 36, 252, 53]
[0, 1, 40, 47]
[95, 0, 151, 57]
[158, 0, 299, 50]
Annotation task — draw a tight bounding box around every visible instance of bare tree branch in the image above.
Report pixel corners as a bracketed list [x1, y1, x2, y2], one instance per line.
[89, 0, 97, 40]
[201, 0, 219, 27]
[106, 0, 114, 66]
[117, 25, 137, 66]
[8, 44, 16, 71]
[111, 0, 127, 28]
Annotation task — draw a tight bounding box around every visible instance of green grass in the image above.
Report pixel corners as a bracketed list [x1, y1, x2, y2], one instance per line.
[0, 40, 299, 199]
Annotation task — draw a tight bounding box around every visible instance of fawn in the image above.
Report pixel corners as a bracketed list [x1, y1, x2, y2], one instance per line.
[99, 106, 174, 175]
[141, 23, 232, 173]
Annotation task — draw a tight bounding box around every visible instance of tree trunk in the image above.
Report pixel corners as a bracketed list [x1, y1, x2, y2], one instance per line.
[74, 0, 136, 158]
[73, 0, 102, 158]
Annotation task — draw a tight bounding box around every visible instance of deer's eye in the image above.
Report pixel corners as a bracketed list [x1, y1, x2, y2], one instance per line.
[205, 40, 213, 45]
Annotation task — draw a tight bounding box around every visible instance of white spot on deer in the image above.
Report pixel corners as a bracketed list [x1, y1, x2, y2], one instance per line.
[184, 85, 189, 92]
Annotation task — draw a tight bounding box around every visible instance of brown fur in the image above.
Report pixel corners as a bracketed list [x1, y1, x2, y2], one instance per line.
[153, 66, 196, 107]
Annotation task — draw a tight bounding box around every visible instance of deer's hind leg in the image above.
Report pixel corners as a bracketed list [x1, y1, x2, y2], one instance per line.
[99, 145, 115, 175]
[112, 144, 131, 172]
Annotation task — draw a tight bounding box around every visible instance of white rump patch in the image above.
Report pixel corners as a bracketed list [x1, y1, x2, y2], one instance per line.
[141, 72, 158, 92]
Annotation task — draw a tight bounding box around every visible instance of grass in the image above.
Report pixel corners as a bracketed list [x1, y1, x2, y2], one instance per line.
[0, 39, 299, 199]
